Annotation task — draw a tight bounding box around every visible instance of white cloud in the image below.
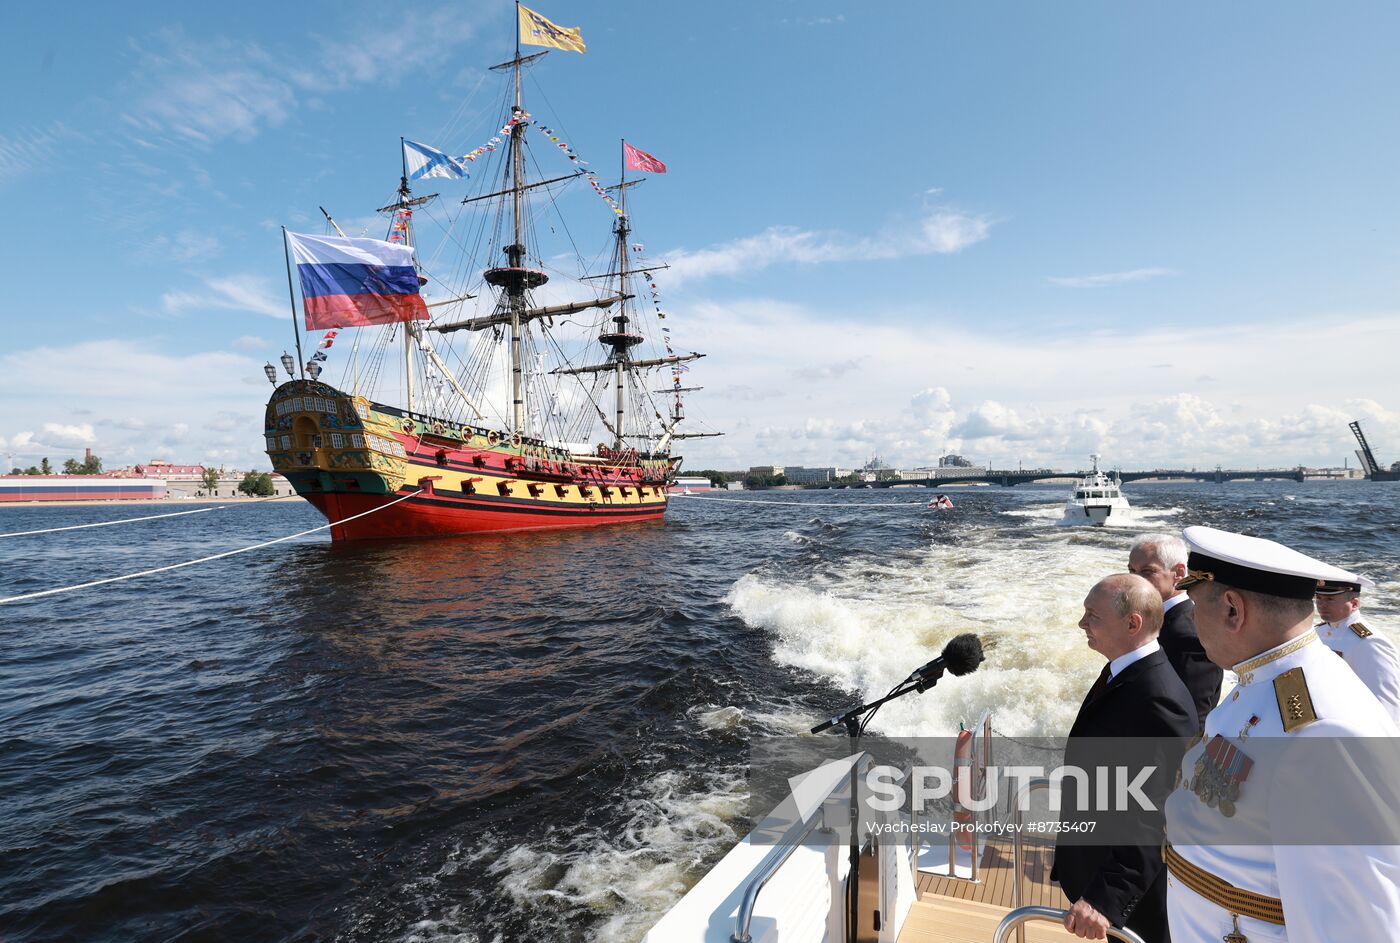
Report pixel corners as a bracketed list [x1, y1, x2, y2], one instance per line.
[132, 229, 223, 263]
[122, 32, 297, 144]
[300, 12, 485, 92]
[664, 205, 992, 284]
[665, 295, 1400, 470]
[118, 14, 488, 146]
[163, 274, 285, 318]
[0, 339, 270, 468]
[36, 423, 98, 448]
[0, 120, 77, 184]
[793, 358, 865, 381]
[1047, 267, 1178, 288]
[231, 335, 271, 351]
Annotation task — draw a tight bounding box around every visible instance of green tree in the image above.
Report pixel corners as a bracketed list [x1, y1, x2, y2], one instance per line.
[238, 471, 275, 497]
[40, 457, 52, 474]
[23, 465, 40, 475]
[79, 454, 103, 474]
[201, 467, 221, 494]
[686, 468, 735, 488]
[62, 458, 81, 474]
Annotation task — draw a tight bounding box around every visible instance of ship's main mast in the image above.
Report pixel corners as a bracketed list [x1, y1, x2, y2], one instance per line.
[480, 29, 552, 436]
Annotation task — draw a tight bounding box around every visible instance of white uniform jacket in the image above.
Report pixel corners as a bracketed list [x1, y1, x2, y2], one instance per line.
[1318, 611, 1400, 726]
[1165, 631, 1400, 943]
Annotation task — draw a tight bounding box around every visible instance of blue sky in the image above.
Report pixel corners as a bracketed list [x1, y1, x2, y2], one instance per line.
[3, 1, 1399, 472]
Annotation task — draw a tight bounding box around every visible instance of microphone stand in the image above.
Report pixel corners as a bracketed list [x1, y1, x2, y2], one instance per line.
[811, 665, 947, 943]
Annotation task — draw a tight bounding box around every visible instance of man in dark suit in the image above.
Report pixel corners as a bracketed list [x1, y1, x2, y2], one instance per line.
[1129, 534, 1223, 730]
[1053, 574, 1198, 943]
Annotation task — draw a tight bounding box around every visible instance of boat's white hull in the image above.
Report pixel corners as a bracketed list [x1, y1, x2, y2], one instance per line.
[1060, 501, 1131, 527]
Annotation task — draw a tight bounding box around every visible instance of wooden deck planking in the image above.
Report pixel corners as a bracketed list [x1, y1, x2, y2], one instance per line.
[899, 896, 1077, 943]
[914, 837, 1069, 910]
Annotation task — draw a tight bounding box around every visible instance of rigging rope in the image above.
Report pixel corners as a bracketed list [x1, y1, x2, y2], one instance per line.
[0, 506, 219, 538]
[0, 495, 301, 539]
[0, 489, 422, 606]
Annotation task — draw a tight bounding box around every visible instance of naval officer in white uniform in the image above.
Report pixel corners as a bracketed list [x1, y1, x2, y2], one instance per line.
[1314, 576, 1400, 725]
[1164, 526, 1400, 943]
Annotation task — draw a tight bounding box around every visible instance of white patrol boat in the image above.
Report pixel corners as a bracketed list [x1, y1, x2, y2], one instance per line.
[1060, 455, 1131, 527]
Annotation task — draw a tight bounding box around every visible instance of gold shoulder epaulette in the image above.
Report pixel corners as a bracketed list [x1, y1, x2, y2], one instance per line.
[1351, 622, 1373, 639]
[1274, 667, 1318, 732]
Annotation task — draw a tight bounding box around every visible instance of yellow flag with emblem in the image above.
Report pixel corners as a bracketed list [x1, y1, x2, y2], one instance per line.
[518, 4, 586, 54]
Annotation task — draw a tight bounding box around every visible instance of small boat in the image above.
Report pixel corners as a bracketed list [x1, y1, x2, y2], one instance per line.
[1061, 453, 1131, 526]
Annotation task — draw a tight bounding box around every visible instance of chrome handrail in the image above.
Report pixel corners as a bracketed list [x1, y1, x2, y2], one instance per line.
[732, 813, 834, 943]
[1010, 778, 1060, 943]
[994, 905, 1147, 943]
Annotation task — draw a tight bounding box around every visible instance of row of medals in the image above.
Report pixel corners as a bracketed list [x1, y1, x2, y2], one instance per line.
[1189, 751, 1240, 817]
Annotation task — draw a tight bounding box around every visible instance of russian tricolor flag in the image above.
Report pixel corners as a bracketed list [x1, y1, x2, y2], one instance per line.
[287, 231, 429, 330]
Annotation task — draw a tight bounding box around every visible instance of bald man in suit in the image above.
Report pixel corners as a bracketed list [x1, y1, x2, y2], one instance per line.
[1053, 574, 1198, 943]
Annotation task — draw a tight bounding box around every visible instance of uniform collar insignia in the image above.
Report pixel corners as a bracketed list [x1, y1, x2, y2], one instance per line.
[1232, 629, 1318, 685]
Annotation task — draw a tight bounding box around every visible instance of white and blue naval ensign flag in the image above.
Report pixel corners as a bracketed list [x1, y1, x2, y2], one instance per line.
[403, 140, 472, 180]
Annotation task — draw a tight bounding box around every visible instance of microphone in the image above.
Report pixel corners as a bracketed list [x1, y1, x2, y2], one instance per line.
[910, 633, 984, 689]
[810, 633, 985, 734]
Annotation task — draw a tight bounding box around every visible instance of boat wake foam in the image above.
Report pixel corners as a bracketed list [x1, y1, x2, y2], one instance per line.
[726, 531, 1148, 738]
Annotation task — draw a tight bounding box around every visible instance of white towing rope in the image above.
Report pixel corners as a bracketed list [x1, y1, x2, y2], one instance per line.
[0, 506, 220, 538]
[0, 494, 301, 539]
[0, 489, 422, 606]
[669, 493, 934, 508]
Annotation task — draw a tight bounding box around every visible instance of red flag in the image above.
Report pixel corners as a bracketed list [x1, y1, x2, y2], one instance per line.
[624, 141, 667, 174]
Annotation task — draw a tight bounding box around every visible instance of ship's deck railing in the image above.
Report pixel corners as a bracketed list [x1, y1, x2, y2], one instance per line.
[731, 811, 834, 943]
[994, 906, 1147, 943]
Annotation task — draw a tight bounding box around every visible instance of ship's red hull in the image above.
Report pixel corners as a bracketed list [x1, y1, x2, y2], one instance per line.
[305, 488, 667, 540]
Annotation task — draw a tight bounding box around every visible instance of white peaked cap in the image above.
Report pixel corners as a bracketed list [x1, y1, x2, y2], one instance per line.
[1178, 525, 1364, 599]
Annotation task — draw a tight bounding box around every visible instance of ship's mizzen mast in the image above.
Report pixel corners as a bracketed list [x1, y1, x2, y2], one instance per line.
[610, 151, 636, 449]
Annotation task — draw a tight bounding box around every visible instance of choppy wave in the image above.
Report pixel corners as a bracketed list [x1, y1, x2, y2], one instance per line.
[727, 529, 1125, 737]
[3, 483, 1398, 942]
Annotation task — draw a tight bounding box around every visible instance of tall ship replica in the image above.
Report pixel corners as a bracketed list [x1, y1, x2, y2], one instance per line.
[263, 6, 716, 539]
